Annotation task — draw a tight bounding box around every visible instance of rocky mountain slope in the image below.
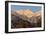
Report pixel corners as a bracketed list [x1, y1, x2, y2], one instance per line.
[11, 9, 41, 28]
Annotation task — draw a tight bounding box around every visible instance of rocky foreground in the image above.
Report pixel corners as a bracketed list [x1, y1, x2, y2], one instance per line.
[11, 9, 41, 28]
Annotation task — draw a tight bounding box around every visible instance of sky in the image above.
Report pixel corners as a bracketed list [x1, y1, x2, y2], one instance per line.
[11, 5, 41, 13]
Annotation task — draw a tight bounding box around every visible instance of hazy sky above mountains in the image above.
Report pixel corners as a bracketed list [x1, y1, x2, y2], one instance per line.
[11, 5, 41, 13]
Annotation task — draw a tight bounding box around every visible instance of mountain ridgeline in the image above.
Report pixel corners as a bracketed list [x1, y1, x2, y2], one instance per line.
[11, 9, 41, 28]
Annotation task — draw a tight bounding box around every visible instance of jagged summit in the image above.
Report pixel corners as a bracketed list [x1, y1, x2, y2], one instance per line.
[15, 9, 33, 18]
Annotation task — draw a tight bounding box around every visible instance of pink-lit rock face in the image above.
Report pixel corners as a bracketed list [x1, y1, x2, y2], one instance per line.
[15, 9, 41, 18]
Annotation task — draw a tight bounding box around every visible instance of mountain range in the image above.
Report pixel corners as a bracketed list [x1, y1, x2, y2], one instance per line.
[12, 9, 41, 18]
[11, 9, 41, 28]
